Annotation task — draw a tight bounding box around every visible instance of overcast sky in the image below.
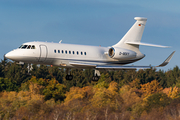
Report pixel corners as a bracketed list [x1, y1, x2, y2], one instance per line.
[0, 0, 179, 71]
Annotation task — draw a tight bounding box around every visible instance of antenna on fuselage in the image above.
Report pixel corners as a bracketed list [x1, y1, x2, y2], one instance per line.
[59, 40, 62, 43]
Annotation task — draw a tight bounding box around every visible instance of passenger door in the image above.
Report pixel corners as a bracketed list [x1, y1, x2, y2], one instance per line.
[39, 45, 47, 62]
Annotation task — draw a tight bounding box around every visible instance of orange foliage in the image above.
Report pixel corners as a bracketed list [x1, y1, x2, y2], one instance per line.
[129, 78, 141, 88]
[15, 106, 29, 119]
[0, 83, 45, 120]
[163, 86, 179, 99]
[65, 86, 93, 105]
[162, 88, 170, 95]
[29, 82, 44, 94]
[119, 85, 142, 109]
[141, 80, 163, 97]
[108, 81, 118, 94]
[91, 81, 122, 109]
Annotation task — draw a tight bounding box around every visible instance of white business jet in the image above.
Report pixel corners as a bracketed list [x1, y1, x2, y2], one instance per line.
[5, 17, 175, 80]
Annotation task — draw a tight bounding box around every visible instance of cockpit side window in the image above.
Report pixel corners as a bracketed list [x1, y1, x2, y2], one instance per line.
[22, 45, 28, 49]
[27, 45, 31, 49]
[31, 45, 35, 49]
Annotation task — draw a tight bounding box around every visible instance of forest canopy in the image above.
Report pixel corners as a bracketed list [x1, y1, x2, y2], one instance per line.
[0, 57, 180, 120]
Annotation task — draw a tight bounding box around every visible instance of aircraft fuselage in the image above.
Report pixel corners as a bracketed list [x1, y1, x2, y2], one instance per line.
[5, 41, 145, 68]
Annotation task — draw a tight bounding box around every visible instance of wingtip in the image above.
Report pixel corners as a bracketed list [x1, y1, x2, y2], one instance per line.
[156, 51, 175, 67]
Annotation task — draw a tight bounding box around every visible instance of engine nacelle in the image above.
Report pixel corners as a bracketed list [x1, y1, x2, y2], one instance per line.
[108, 47, 136, 60]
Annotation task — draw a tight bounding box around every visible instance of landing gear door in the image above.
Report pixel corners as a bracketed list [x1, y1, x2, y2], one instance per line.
[39, 45, 47, 62]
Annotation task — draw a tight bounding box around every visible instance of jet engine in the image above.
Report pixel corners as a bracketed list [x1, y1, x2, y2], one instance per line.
[108, 47, 136, 60]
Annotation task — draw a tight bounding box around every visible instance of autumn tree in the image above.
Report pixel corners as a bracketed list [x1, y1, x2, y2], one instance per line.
[141, 80, 163, 97]
[129, 78, 141, 89]
[143, 93, 171, 113]
[119, 84, 142, 115]
[65, 86, 94, 105]
[167, 86, 179, 99]
[91, 81, 123, 110]
[43, 78, 67, 101]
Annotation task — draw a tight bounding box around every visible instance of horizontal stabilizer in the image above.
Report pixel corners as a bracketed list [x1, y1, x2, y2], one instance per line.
[156, 51, 175, 67]
[125, 42, 170, 48]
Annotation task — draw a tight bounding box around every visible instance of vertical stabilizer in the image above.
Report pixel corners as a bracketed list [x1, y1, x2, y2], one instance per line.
[113, 17, 147, 51]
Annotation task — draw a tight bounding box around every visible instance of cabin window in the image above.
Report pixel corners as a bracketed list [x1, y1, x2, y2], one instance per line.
[27, 45, 31, 49]
[31, 45, 35, 49]
[55, 50, 87, 55]
[22, 45, 28, 49]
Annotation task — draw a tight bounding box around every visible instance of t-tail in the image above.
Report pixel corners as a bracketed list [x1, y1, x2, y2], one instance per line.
[113, 17, 169, 53]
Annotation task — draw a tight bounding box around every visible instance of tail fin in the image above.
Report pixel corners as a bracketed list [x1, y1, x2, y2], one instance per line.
[113, 17, 147, 51]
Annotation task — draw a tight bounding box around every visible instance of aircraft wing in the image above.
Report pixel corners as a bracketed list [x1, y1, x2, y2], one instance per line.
[70, 51, 175, 70]
[69, 62, 97, 67]
[70, 62, 151, 70]
[96, 65, 151, 70]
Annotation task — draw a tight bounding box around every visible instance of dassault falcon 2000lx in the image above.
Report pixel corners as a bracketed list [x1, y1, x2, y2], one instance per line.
[5, 17, 175, 81]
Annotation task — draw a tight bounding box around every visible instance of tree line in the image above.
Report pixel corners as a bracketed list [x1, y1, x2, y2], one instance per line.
[0, 57, 180, 120]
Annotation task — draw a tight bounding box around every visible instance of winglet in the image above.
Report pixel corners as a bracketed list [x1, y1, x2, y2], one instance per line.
[156, 51, 175, 67]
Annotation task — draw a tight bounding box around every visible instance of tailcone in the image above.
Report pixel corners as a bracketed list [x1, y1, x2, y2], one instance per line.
[135, 52, 145, 61]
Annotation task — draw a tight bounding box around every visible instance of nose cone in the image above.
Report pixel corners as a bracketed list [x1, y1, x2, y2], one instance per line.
[5, 51, 16, 60]
[5, 50, 23, 61]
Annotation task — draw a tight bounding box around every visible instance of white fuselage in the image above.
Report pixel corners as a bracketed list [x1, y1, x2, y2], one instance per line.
[5, 41, 145, 68]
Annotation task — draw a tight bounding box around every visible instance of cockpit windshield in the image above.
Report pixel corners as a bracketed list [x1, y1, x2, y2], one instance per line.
[27, 45, 31, 49]
[19, 45, 23, 48]
[22, 45, 28, 49]
[19, 45, 36, 49]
